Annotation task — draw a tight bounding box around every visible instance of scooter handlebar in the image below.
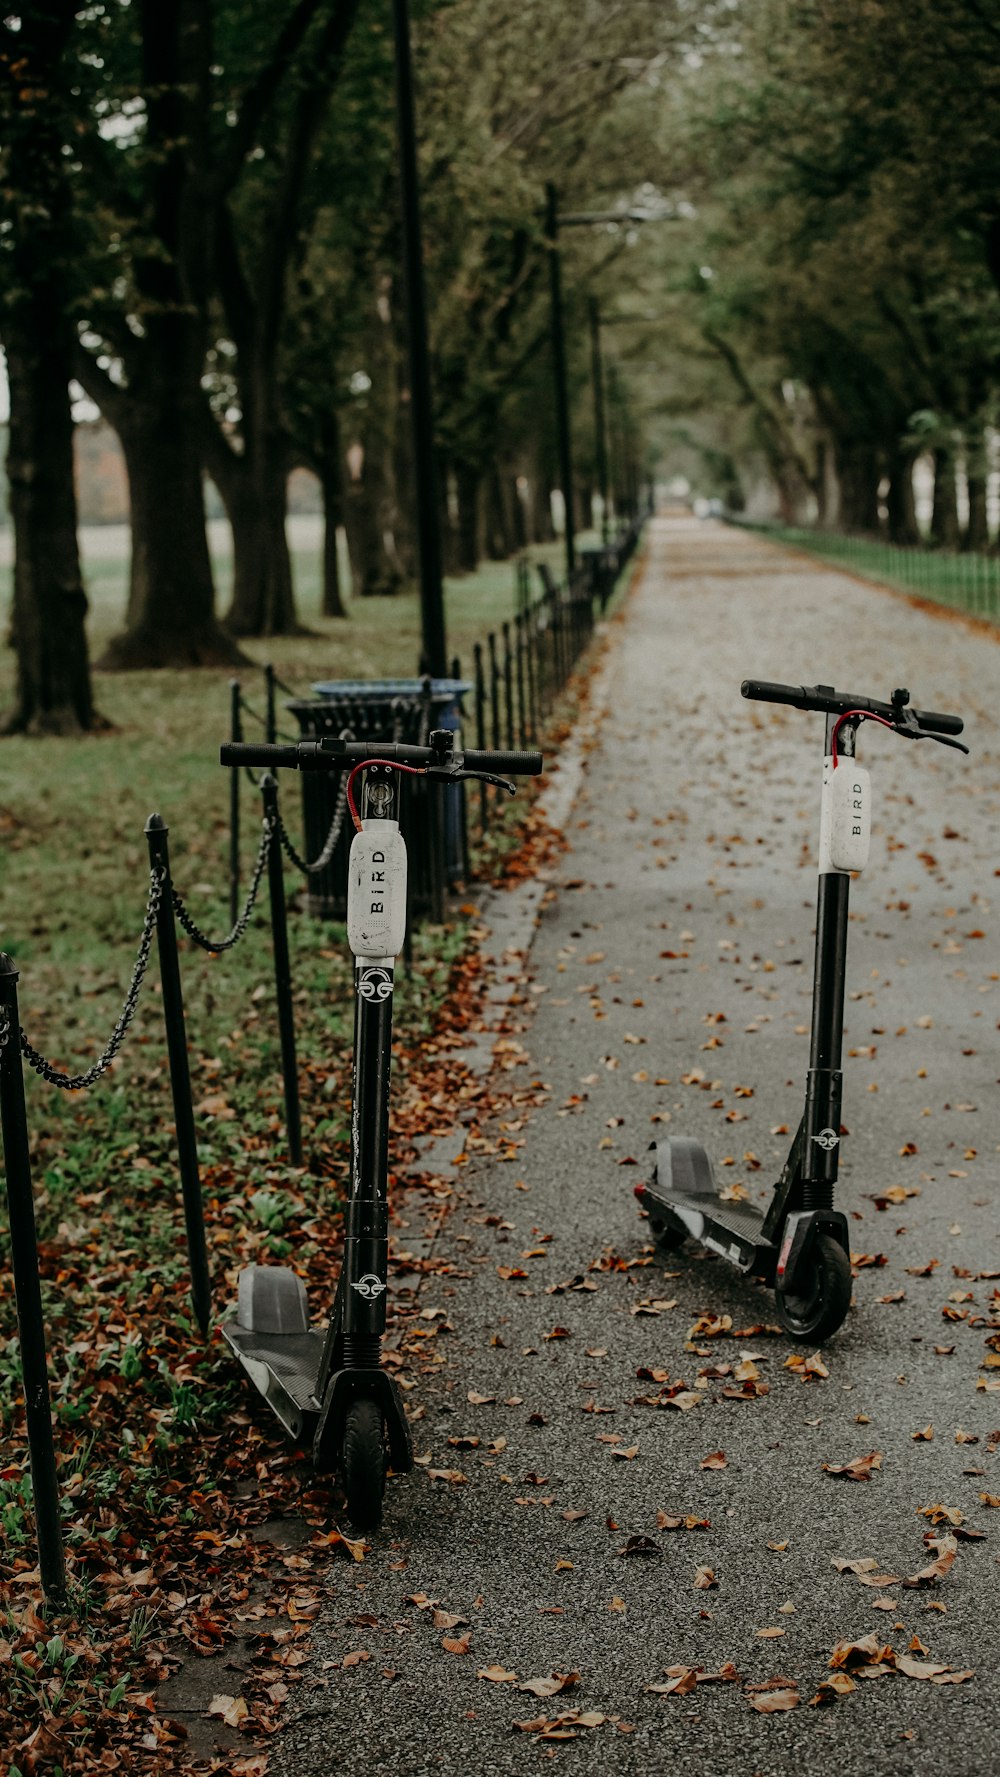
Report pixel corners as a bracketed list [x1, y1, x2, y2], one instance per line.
[220, 739, 544, 775]
[741, 679, 963, 736]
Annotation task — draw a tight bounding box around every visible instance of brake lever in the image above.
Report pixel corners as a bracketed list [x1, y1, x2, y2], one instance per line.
[893, 719, 969, 756]
[426, 767, 516, 795]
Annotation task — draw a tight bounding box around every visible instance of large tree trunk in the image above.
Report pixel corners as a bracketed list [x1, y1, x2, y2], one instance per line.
[454, 461, 480, 573]
[885, 448, 920, 545]
[837, 442, 880, 532]
[318, 455, 347, 618]
[97, 339, 243, 669]
[3, 316, 94, 734]
[965, 467, 989, 551]
[930, 445, 960, 548]
[223, 455, 298, 637]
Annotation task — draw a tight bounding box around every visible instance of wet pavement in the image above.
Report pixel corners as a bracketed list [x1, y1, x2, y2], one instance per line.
[263, 518, 1000, 1776]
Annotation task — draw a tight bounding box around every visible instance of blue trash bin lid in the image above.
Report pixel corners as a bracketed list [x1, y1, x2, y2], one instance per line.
[310, 677, 471, 701]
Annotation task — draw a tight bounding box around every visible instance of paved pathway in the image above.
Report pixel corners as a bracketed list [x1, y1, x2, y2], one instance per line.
[268, 519, 1000, 1776]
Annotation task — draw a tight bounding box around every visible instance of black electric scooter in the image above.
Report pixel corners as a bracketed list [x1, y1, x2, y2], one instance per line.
[220, 730, 542, 1527]
[635, 680, 967, 1342]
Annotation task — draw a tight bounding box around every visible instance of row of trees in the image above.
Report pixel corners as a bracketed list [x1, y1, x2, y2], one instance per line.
[1, 0, 693, 733]
[618, 0, 1000, 539]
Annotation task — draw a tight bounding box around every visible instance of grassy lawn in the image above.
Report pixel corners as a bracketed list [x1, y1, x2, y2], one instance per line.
[740, 521, 1000, 623]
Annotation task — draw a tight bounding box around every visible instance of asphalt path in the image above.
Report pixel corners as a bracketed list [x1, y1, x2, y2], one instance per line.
[268, 518, 1000, 1777]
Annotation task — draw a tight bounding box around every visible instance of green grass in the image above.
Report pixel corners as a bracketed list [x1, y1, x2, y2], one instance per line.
[737, 520, 1000, 623]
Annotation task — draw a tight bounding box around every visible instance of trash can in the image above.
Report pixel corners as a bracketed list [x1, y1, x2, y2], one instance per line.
[288, 679, 471, 920]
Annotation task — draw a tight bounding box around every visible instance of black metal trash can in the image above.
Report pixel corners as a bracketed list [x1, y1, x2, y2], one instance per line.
[288, 678, 471, 919]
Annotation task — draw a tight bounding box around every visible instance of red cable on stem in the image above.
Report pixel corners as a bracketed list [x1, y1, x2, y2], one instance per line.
[830, 709, 897, 768]
[346, 758, 426, 830]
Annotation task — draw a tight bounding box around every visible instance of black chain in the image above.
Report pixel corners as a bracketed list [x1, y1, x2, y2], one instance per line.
[10, 864, 166, 1091]
[274, 773, 349, 875]
[172, 813, 275, 951]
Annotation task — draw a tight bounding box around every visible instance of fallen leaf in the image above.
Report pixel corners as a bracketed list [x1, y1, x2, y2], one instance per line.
[206, 1695, 249, 1728]
[700, 1451, 727, 1470]
[518, 1672, 580, 1698]
[478, 1666, 517, 1683]
[822, 1450, 883, 1481]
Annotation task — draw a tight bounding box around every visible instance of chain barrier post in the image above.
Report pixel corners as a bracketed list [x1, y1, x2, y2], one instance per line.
[0, 954, 66, 1604]
[264, 664, 277, 745]
[144, 815, 212, 1335]
[450, 654, 471, 883]
[229, 680, 241, 926]
[260, 777, 302, 1166]
[473, 641, 488, 836]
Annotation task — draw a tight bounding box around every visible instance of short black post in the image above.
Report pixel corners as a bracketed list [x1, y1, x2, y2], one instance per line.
[502, 622, 514, 749]
[525, 602, 538, 738]
[0, 955, 66, 1604]
[264, 663, 277, 745]
[473, 642, 488, 834]
[451, 654, 471, 881]
[229, 680, 241, 927]
[545, 181, 575, 579]
[488, 632, 501, 747]
[260, 778, 302, 1166]
[514, 613, 527, 744]
[145, 815, 212, 1335]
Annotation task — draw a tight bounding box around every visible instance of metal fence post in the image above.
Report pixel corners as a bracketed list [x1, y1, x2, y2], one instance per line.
[0, 954, 66, 1604]
[514, 613, 527, 745]
[144, 815, 212, 1335]
[502, 621, 514, 749]
[229, 680, 241, 926]
[259, 778, 302, 1166]
[265, 663, 277, 745]
[473, 642, 488, 834]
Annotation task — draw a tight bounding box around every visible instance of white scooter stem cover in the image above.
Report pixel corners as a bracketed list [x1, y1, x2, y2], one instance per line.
[347, 820, 408, 958]
[818, 756, 871, 875]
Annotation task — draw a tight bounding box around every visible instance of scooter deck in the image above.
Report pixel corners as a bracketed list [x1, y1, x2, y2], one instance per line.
[640, 1138, 778, 1277]
[223, 1322, 325, 1443]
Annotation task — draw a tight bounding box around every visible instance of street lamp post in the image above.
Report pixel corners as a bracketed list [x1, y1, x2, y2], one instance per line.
[545, 182, 576, 581]
[392, 0, 447, 679]
[588, 296, 610, 546]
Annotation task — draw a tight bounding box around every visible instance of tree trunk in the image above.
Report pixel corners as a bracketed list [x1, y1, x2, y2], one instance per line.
[454, 462, 479, 573]
[837, 442, 880, 532]
[319, 456, 347, 618]
[98, 352, 243, 670]
[885, 448, 920, 545]
[930, 445, 960, 548]
[222, 457, 298, 636]
[965, 469, 989, 551]
[2, 316, 94, 734]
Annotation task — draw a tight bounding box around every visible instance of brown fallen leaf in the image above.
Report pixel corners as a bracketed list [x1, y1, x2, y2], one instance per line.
[611, 1444, 640, 1461]
[808, 1673, 856, 1706]
[518, 1672, 580, 1698]
[902, 1535, 957, 1588]
[829, 1635, 894, 1673]
[441, 1633, 472, 1655]
[206, 1695, 249, 1728]
[748, 1685, 799, 1713]
[700, 1451, 727, 1470]
[822, 1450, 883, 1481]
[618, 1535, 662, 1557]
[912, 1425, 934, 1442]
[477, 1666, 517, 1683]
[694, 1566, 718, 1590]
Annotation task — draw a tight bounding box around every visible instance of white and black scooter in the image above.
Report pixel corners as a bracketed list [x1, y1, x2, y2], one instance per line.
[219, 730, 542, 1527]
[635, 680, 967, 1343]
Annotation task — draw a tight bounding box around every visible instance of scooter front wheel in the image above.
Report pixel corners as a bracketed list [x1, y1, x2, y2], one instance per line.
[341, 1396, 386, 1531]
[648, 1213, 686, 1253]
[775, 1233, 852, 1343]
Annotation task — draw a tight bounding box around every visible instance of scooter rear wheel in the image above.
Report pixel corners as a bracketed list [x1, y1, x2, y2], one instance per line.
[775, 1233, 852, 1343]
[342, 1397, 386, 1531]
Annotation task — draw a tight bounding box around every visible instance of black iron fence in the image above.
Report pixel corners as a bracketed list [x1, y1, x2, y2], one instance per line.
[229, 518, 646, 911]
[1, 517, 646, 1599]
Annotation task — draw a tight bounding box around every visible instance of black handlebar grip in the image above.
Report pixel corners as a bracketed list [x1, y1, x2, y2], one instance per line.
[463, 748, 543, 775]
[912, 707, 964, 736]
[740, 679, 807, 708]
[220, 741, 300, 768]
